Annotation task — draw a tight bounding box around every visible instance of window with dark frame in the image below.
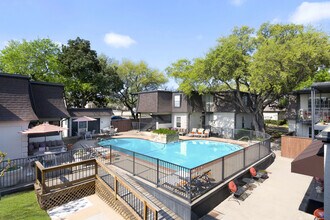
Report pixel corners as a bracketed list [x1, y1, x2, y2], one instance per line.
[176, 116, 181, 128]
[174, 94, 181, 108]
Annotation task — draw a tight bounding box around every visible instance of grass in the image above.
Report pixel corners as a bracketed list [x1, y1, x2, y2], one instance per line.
[0, 190, 50, 220]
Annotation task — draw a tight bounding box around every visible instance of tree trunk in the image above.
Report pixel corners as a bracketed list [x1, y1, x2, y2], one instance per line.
[251, 110, 265, 132]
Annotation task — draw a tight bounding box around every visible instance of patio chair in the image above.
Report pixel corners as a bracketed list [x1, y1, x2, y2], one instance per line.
[188, 128, 197, 136]
[228, 181, 248, 203]
[84, 131, 92, 140]
[201, 129, 210, 138]
[194, 128, 204, 137]
[249, 167, 268, 182]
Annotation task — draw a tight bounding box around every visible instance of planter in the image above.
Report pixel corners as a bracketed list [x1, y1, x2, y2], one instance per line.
[0, 166, 23, 187]
[152, 133, 179, 144]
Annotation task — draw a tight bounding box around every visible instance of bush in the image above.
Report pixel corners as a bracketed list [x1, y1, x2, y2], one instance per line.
[265, 119, 287, 126]
[152, 128, 177, 135]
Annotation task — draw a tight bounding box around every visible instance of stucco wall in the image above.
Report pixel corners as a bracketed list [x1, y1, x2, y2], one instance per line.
[0, 121, 29, 159]
[212, 112, 235, 129]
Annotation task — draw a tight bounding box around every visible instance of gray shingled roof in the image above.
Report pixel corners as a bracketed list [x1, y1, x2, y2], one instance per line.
[68, 108, 113, 117]
[0, 74, 38, 121]
[30, 82, 70, 120]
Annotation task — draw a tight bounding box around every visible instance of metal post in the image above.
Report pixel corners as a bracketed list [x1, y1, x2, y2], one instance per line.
[156, 159, 159, 187]
[133, 152, 135, 176]
[110, 145, 112, 164]
[258, 142, 261, 159]
[311, 88, 315, 139]
[222, 157, 225, 180]
[243, 148, 246, 168]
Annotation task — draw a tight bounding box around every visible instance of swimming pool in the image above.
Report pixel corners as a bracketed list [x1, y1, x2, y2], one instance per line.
[99, 138, 242, 168]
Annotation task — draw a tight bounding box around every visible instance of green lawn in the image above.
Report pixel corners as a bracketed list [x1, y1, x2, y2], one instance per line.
[0, 191, 50, 220]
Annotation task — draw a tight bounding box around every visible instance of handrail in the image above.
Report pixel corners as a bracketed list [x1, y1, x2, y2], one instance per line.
[97, 159, 159, 219]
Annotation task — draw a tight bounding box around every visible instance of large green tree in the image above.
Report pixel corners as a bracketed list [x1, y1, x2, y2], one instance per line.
[167, 23, 330, 131]
[0, 38, 62, 82]
[58, 37, 102, 107]
[115, 60, 168, 118]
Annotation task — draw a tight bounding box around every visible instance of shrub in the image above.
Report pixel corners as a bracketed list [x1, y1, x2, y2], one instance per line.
[152, 128, 177, 135]
[265, 119, 287, 126]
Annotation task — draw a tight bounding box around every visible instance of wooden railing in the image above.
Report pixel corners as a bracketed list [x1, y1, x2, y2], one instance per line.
[35, 158, 159, 220]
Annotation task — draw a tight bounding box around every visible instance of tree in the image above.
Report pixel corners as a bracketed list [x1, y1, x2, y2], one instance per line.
[58, 37, 102, 107]
[167, 23, 330, 131]
[0, 38, 62, 82]
[115, 60, 168, 118]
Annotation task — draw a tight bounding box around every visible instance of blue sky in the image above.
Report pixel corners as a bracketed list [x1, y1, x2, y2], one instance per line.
[1, 0, 330, 89]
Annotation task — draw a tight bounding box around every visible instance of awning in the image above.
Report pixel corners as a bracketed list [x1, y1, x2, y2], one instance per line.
[291, 140, 324, 178]
[21, 122, 67, 134]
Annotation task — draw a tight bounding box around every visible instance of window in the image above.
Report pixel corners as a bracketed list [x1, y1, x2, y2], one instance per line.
[174, 95, 181, 108]
[242, 116, 245, 128]
[78, 121, 87, 129]
[176, 117, 181, 128]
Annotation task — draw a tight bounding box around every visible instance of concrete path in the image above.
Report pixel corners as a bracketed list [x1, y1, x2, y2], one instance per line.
[202, 151, 314, 220]
[48, 194, 125, 220]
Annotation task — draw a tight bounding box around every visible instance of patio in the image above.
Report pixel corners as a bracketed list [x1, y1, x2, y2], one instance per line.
[201, 150, 314, 220]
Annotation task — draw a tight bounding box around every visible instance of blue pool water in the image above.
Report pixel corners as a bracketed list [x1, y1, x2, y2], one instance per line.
[98, 138, 242, 168]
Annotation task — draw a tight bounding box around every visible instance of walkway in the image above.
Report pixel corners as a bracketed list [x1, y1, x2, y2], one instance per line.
[202, 151, 314, 220]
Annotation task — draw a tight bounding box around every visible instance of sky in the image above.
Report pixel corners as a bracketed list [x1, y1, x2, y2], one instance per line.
[1, 0, 330, 89]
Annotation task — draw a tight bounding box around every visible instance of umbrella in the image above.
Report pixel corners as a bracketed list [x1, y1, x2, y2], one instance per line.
[20, 122, 67, 142]
[21, 122, 67, 134]
[73, 116, 97, 133]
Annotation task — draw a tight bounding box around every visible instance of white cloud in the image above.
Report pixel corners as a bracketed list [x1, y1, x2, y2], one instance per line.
[230, 0, 246, 6]
[289, 1, 330, 24]
[104, 32, 136, 48]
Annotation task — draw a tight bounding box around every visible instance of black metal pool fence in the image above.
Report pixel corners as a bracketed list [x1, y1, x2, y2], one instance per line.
[0, 128, 271, 202]
[105, 128, 272, 202]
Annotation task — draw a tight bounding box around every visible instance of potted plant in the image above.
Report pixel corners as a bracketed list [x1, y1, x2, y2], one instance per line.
[0, 151, 23, 187]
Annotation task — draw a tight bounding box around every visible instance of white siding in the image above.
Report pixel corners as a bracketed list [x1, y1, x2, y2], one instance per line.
[296, 123, 310, 137]
[100, 116, 112, 130]
[288, 120, 296, 133]
[236, 113, 253, 129]
[212, 112, 235, 129]
[263, 112, 279, 120]
[0, 121, 29, 159]
[172, 113, 188, 129]
[300, 94, 309, 109]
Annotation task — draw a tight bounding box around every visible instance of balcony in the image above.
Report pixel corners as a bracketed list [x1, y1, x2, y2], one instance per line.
[299, 109, 330, 123]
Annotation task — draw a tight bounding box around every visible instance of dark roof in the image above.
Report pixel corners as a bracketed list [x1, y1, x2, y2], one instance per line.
[291, 140, 324, 178]
[134, 90, 173, 95]
[312, 82, 330, 93]
[68, 108, 113, 117]
[30, 82, 70, 120]
[0, 74, 38, 121]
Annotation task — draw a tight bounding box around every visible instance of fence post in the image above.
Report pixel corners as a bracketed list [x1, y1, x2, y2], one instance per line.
[94, 159, 98, 176]
[110, 145, 112, 164]
[156, 159, 159, 187]
[143, 201, 147, 220]
[243, 148, 246, 168]
[133, 152, 135, 176]
[189, 169, 192, 202]
[258, 142, 261, 159]
[222, 157, 225, 181]
[114, 176, 118, 200]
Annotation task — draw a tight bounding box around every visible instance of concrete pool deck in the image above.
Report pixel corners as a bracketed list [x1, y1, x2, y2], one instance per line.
[67, 132, 315, 220]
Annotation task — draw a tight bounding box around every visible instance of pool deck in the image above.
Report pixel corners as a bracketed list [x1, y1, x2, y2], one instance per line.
[65, 131, 315, 220]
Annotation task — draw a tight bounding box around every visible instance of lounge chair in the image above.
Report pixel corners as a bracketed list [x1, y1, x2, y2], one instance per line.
[228, 180, 248, 203]
[194, 128, 204, 137]
[188, 128, 197, 136]
[249, 167, 268, 182]
[201, 129, 210, 138]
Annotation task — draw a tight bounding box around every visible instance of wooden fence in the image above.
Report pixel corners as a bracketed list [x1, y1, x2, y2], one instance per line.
[112, 119, 132, 132]
[281, 136, 313, 158]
